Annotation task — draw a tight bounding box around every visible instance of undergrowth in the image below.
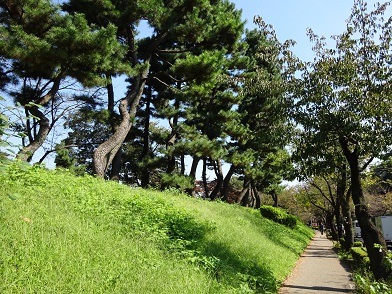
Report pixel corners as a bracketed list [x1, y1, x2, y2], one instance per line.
[0, 161, 313, 293]
[335, 239, 392, 294]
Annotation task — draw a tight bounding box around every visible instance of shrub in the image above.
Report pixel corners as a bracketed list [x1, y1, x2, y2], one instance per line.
[259, 205, 298, 228]
[339, 237, 346, 248]
[354, 273, 392, 294]
[351, 247, 369, 265]
[353, 241, 363, 247]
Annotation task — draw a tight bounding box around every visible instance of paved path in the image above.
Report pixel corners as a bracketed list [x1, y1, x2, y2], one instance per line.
[279, 231, 355, 294]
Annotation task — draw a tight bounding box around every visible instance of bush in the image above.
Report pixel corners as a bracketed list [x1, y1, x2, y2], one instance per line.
[351, 246, 369, 265]
[259, 205, 298, 228]
[355, 273, 392, 294]
[353, 241, 363, 247]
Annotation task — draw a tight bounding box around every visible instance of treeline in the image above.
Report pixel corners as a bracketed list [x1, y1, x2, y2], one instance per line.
[0, 0, 294, 206]
[3, 0, 392, 281]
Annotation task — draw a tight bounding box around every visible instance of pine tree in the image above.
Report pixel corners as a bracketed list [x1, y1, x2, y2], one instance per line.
[0, 0, 127, 161]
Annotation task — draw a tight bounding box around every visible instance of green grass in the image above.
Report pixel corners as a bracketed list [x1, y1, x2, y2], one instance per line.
[0, 161, 313, 293]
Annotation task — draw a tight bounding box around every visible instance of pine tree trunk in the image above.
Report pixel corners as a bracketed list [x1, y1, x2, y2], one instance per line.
[238, 177, 251, 206]
[221, 165, 235, 202]
[17, 106, 50, 162]
[185, 156, 200, 197]
[202, 157, 210, 198]
[93, 98, 132, 177]
[93, 68, 149, 178]
[236, 177, 249, 204]
[209, 159, 223, 200]
[141, 85, 152, 187]
[252, 180, 261, 209]
[17, 78, 60, 162]
[107, 78, 122, 181]
[272, 193, 278, 207]
[109, 149, 122, 181]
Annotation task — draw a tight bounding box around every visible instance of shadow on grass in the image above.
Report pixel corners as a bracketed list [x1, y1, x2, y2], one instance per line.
[198, 240, 278, 293]
[240, 211, 314, 256]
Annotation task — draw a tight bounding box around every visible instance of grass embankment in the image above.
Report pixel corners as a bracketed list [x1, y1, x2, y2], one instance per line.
[0, 161, 313, 293]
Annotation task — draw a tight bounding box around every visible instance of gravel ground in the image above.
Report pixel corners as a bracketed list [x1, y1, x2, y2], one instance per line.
[279, 231, 355, 294]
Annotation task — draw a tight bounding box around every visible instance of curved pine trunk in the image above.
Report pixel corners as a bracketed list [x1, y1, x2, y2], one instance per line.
[16, 78, 60, 162]
[209, 159, 223, 200]
[93, 98, 132, 177]
[221, 165, 235, 202]
[93, 69, 149, 178]
[17, 106, 50, 162]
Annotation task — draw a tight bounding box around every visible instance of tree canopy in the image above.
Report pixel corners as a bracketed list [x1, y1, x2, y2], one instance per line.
[291, 0, 392, 280]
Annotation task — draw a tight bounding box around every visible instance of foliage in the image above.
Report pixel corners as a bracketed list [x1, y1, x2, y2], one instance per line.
[0, 161, 313, 293]
[0, 0, 129, 161]
[365, 158, 392, 216]
[0, 0, 294, 204]
[259, 205, 298, 228]
[290, 0, 392, 280]
[160, 173, 194, 191]
[351, 247, 370, 265]
[336, 238, 392, 292]
[354, 272, 392, 294]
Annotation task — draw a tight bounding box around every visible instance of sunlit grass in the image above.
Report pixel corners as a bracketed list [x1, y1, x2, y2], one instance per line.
[0, 162, 313, 293]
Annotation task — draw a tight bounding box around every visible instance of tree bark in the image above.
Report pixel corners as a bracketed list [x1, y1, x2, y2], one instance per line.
[337, 164, 354, 251]
[238, 177, 251, 206]
[17, 106, 50, 162]
[93, 67, 149, 177]
[17, 77, 61, 162]
[141, 85, 152, 187]
[252, 180, 261, 209]
[184, 156, 200, 197]
[93, 27, 168, 178]
[272, 193, 278, 207]
[106, 78, 123, 181]
[221, 165, 236, 202]
[109, 149, 122, 181]
[340, 137, 390, 280]
[326, 212, 337, 239]
[334, 198, 342, 240]
[209, 159, 224, 200]
[202, 157, 210, 198]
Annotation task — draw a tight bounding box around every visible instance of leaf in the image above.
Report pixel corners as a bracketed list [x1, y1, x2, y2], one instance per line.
[8, 193, 21, 201]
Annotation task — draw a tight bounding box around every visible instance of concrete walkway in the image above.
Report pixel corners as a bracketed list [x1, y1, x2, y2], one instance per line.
[279, 231, 355, 294]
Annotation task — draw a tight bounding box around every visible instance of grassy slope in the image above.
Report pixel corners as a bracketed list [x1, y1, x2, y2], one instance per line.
[0, 162, 313, 293]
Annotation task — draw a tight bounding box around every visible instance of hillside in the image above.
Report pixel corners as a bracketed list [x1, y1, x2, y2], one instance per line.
[0, 161, 313, 293]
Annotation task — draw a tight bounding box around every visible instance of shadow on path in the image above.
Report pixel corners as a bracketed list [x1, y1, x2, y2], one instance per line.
[282, 284, 352, 293]
[279, 231, 355, 294]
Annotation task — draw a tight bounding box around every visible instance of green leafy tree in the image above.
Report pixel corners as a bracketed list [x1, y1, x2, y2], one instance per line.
[63, 0, 244, 178]
[165, 45, 248, 196]
[369, 157, 392, 195]
[226, 18, 294, 208]
[293, 137, 354, 248]
[0, 0, 128, 162]
[292, 0, 392, 279]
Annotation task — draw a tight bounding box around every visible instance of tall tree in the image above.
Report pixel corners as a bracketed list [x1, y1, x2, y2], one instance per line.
[293, 136, 354, 248]
[0, 0, 127, 162]
[228, 19, 294, 207]
[292, 0, 392, 280]
[63, 0, 243, 178]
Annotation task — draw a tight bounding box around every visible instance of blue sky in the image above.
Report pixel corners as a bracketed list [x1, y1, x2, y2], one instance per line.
[231, 0, 383, 61]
